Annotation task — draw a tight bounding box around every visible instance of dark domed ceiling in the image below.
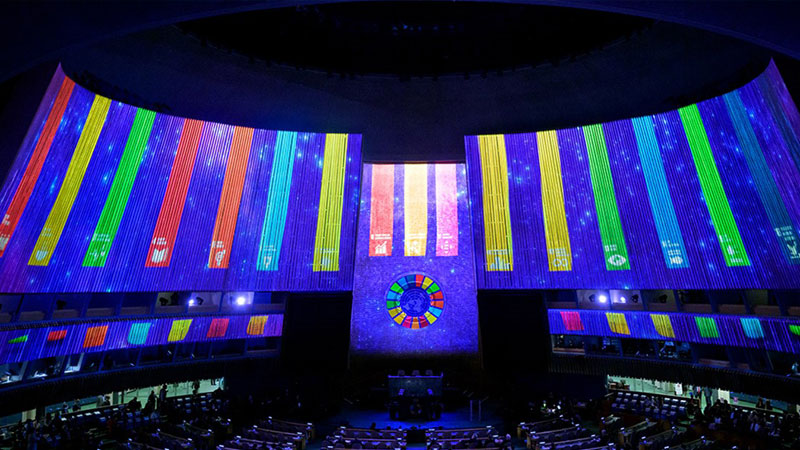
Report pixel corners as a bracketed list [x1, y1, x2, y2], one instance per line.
[176, 2, 652, 77]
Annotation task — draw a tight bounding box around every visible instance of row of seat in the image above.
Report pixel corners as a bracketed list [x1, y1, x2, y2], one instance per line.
[610, 391, 689, 421]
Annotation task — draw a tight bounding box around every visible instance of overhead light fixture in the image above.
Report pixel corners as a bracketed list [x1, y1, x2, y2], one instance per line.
[236, 296, 247, 306]
[598, 295, 608, 304]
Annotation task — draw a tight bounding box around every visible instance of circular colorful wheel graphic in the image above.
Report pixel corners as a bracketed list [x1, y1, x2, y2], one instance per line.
[386, 273, 444, 329]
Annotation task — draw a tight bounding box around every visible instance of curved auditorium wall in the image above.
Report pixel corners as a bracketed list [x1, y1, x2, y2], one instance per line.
[0, 313, 282, 364]
[465, 61, 800, 290]
[549, 309, 800, 354]
[0, 66, 362, 293]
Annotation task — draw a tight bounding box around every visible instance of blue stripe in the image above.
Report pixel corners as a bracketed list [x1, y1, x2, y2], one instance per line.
[631, 116, 690, 269]
[257, 131, 297, 271]
[724, 92, 800, 264]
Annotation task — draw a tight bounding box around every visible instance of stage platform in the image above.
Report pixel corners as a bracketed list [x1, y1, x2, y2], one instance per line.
[309, 404, 506, 449]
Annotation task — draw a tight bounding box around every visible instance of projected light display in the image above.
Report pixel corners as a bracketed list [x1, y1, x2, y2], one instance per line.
[351, 164, 478, 357]
[0, 313, 283, 364]
[465, 61, 800, 289]
[548, 309, 800, 354]
[0, 66, 361, 292]
[385, 273, 444, 329]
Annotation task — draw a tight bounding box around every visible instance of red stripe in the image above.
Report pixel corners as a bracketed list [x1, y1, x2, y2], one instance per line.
[206, 318, 229, 338]
[145, 119, 204, 267]
[208, 126, 254, 269]
[560, 311, 584, 331]
[369, 164, 394, 256]
[47, 329, 67, 341]
[0, 77, 75, 257]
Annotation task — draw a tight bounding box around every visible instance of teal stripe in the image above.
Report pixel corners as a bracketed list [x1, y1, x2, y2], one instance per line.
[723, 92, 800, 264]
[631, 116, 690, 268]
[257, 131, 297, 271]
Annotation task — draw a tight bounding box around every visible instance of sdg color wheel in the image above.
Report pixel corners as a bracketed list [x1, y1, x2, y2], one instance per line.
[386, 273, 444, 329]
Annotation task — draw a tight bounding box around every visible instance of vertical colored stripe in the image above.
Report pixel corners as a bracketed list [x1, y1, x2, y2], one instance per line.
[47, 330, 67, 342]
[0, 77, 75, 257]
[537, 130, 572, 271]
[695, 316, 719, 338]
[369, 164, 394, 257]
[29, 95, 111, 266]
[146, 119, 204, 267]
[257, 131, 297, 270]
[650, 314, 675, 338]
[631, 116, 690, 269]
[679, 105, 750, 267]
[207, 318, 230, 338]
[167, 319, 192, 342]
[8, 335, 28, 344]
[247, 315, 268, 335]
[740, 318, 764, 339]
[560, 311, 583, 331]
[83, 325, 108, 348]
[83, 109, 156, 267]
[605, 312, 630, 335]
[208, 126, 254, 269]
[435, 163, 458, 256]
[583, 124, 630, 270]
[127, 322, 151, 345]
[757, 73, 800, 171]
[477, 135, 513, 271]
[403, 164, 428, 256]
[724, 92, 800, 264]
[312, 133, 348, 271]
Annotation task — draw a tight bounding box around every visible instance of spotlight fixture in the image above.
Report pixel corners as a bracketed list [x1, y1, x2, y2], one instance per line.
[658, 294, 668, 303]
[188, 299, 196, 306]
[196, 297, 205, 306]
[619, 296, 626, 303]
[159, 297, 169, 307]
[236, 296, 247, 306]
[598, 295, 608, 304]
[632, 294, 640, 303]
[588, 294, 596, 303]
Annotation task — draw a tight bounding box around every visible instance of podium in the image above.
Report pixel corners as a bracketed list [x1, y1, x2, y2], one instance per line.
[388, 373, 443, 420]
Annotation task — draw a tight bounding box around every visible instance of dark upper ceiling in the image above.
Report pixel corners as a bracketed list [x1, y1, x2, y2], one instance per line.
[1, 1, 799, 83]
[176, 3, 651, 77]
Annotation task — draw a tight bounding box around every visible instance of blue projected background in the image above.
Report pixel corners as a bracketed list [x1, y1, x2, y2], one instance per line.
[350, 163, 478, 357]
[465, 61, 800, 289]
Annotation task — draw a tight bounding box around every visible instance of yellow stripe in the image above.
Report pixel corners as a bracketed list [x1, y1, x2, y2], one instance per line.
[167, 319, 192, 342]
[404, 164, 428, 256]
[424, 312, 437, 323]
[651, 314, 675, 338]
[388, 307, 402, 317]
[29, 95, 112, 266]
[606, 312, 630, 335]
[313, 133, 348, 271]
[247, 316, 268, 335]
[393, 312, 407, 325]
[477, 135, 513, 271]
[537, 130, 572, 271]
[421, 277, 433, 289]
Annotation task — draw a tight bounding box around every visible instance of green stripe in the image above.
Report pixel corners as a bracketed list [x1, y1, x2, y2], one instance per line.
[678, 105, 750, 267]
[695, 317, 719, 338]
[8, 335, 28, 344]
[583, 124, 630, 270]
[790, 324, 800, 336]
[83, 109, 156, 267]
